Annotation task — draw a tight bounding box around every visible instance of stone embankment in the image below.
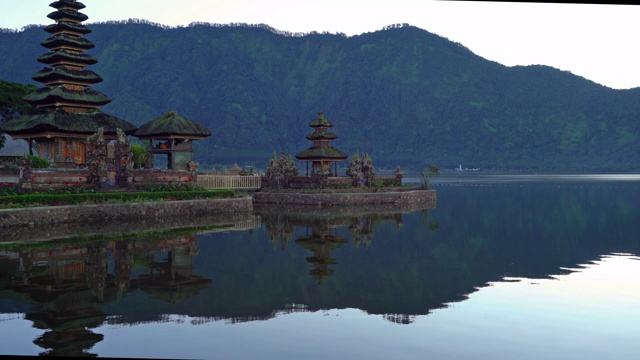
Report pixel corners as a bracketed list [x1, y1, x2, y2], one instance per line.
[252, 189, 436, 207]
[1, 189, 436, 229]
[0, 197, 253, 228]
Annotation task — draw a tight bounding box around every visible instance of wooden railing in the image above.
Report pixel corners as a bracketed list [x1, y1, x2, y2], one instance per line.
[196, 175, 262, 189]
[232, 216, 262, 231]
[197, 216, 262, 235]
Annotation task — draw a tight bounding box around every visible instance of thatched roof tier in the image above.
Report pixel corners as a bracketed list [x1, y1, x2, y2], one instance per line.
[47, 9, 88, 23]
[295, 146, 348, 161]
[305, 132, 337, 141]
[309, 112, 334, 128]
[45, 21, 91, 36]
[134, 111, 212, 140]
[0, 134, 29, 158]
[41, 34, 94, 51]
[32, 67, 103, 86]
[38, 50, 97, 67]
[24, 86, 111, 107]
[0, 108, 137, 138]
[49, 0, 86, 11]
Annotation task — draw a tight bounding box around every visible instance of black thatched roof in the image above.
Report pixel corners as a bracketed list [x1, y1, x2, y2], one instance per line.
[47, 9, 88, 23]
[0, 134, 29, 157]
[45, 21, 91, 35]
[309, 112, 334, 128]
[295, 146, 348, 161]
[24, 86, 111, 106]
[38, 50, 97, 67]
[305, 132, 337, 141]
[134, 111, 212, 139]
[32, 67, 103, 85]
[41, 34, 94, 51]
[0, 108, 137, 137]
[49, 0, 86, 11]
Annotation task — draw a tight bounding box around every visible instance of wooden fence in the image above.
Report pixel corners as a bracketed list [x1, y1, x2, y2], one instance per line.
[197, 216, 262, 235]
[196, 175, 262, 189]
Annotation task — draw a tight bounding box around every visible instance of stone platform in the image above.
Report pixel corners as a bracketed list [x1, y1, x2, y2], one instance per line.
[252, 189, 436, 207]
[0, 196, 253, 229]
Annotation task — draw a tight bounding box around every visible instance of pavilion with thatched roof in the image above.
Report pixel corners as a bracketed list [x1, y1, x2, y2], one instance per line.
[134, 111, 211, 170]
[295, 112, 348, 177]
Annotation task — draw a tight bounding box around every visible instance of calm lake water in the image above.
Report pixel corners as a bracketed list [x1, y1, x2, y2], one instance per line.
[1, 174, 640, 359]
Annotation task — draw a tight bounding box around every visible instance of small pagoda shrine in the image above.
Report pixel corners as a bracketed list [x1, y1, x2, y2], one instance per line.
[0, 0, 136, 168]
[295, 112, 348, 177]
[134, 111, 211, 170]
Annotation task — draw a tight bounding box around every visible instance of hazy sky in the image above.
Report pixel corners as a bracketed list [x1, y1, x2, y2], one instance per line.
[1, 1, 638, 90]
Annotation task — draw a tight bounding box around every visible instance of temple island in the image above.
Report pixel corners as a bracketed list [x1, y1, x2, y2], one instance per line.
[253, 112, 436, 208]
[0, 0, 435, 227]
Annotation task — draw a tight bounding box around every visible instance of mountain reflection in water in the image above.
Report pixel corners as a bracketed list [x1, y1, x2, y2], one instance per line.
[1, 175, 640, 359]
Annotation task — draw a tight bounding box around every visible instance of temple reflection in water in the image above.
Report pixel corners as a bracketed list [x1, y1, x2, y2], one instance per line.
[3, 180, 640, 359]
[259, 207, 411, 285]
[0, 214, 259, 357]
[0, 201, 446, 355]
[3, 234, 210, 356]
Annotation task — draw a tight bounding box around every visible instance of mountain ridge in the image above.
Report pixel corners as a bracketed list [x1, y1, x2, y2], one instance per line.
[1, 21, 638, 172]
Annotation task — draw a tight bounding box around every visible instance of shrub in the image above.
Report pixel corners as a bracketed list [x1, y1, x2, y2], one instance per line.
[25, 154, 50, 168]
[265, 151, 298, 189]
[347, 151, 375, 187]
[136, 182, 204, 192]
[418, 165, 440, 190]
[131, 142, 150, 169]
[0, 182, 18, 196]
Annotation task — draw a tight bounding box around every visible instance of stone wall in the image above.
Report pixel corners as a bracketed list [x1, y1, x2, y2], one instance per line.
[287, 176, 352, 189]
[274, 175, 400, 190]
[130, 169, 195, 186]
[252, 189, 436, 207]
[0, 168, 91, 190]
[0, 169, 20, 184]
[1, 211, 258, 243]
[0, 167, 198, 192]
[0, 197, 253, 228]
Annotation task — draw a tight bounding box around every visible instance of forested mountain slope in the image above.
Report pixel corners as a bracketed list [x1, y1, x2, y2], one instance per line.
[2, 22, 639, 172]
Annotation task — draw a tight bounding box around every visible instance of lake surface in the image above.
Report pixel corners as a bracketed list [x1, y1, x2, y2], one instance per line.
[1, 174, 640, 359]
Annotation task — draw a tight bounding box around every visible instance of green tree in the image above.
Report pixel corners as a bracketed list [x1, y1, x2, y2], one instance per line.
[346, 152, 361, 186]
[130, 141, 150, 169]
[418, 164, 440, 190]
[25, 154, 50, 168]
[265, 151, 298, 188]
[0, 80, 37, 149]
[346, 151, 376, 187]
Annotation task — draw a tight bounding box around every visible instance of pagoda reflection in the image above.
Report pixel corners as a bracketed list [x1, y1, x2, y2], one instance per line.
[131, 235, 212, 304]
[296, 226, 348, 285]
[259, 206, 413, 285]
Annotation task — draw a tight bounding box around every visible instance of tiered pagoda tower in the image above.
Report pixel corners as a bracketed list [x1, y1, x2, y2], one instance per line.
[295, 112, 348, 176]
[0, 0, 136, 167]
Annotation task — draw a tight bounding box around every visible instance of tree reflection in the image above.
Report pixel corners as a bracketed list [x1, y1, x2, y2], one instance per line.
[263, 212, 295, 250]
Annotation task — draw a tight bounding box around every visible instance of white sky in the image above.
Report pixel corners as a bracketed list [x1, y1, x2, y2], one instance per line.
[1, 1, 638, 90]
